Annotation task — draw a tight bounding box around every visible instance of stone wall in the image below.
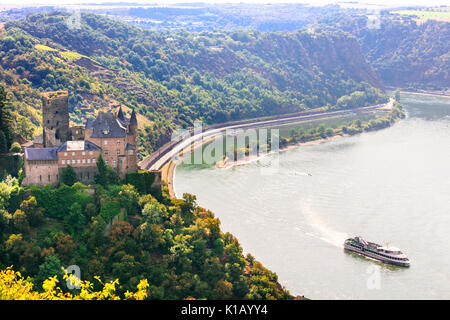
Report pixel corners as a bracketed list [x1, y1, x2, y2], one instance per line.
[23, 160, 59, 186]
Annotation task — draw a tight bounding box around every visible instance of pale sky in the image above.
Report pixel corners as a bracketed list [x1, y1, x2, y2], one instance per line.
[0, 0, 448, 7]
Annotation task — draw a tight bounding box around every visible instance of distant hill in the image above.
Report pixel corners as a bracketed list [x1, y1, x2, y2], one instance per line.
[1, 11, 385, 158]
[318, 13, 450, 90]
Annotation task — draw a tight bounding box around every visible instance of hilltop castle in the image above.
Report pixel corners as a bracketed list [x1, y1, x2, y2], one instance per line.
[22, 91, 138, 185]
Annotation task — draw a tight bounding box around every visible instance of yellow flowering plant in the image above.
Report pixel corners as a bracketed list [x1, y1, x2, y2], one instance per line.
[0, 267, 149, 300]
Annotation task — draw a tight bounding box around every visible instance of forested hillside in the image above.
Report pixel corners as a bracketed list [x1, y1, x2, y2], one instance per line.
[0, 168, 294, 299]
[319, 14, 450, 90]
[0, 11, 385, 159]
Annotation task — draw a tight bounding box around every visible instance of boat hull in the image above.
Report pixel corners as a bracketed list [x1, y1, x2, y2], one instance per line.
[344, 244, 410, 267]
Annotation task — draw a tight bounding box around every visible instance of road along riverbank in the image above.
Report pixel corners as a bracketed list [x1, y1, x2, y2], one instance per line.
[155, 99, 399, 198]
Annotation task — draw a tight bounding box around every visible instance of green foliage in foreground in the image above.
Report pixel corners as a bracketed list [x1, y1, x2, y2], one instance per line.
[0, 176, 293, 300]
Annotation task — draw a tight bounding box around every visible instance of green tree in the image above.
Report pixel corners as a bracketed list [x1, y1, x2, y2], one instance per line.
[19, 196, 43, 227]
[64, 202, 86, 235]
[12, 209, 29, 233]
[34, 256, 64, 291]
[60, 165, 78, 186]
[9, 142, 22, 153]
[0, 131, 6, 154]
[142, 199, 166, 224]
[94, 154, 108, 187]
[0, 85, 13, 151]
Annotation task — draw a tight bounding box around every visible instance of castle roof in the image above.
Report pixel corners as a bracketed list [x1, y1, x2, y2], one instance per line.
[57, 140, 101, 152]
[117, 106, 125, 122]
[90, 111, 127, 138]
[125, 143, 136, 150]
[24, 147, 58, 161]
[129, 109, 138, 126]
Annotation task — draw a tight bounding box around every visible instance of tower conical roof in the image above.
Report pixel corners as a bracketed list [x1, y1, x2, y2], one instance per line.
[117, 106, 125, 121]
[129, 109, 138, 126]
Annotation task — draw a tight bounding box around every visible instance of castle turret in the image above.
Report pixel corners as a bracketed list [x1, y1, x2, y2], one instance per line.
[117, 106, 125, 124]
[128, 109, 138, 138]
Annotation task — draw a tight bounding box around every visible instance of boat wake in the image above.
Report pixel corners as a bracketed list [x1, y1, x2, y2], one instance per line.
[300, 201, 348, 248]
[289, 170, 312, 176]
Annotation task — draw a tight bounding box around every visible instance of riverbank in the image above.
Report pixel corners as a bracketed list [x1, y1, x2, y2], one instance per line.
[386, 87, 450, 98]
[173, 92, 450, 299]
[215, 134, 348, 169]
[165, 99, 402, 197]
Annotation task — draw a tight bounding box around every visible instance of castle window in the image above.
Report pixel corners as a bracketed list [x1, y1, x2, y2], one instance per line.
[104, 150, 109, 155]
[116, 140, 120, 145]
[82, 159, 86, 164]
[48, 175, 50, 181]
[72, 152, 75, 156]
[104, 141, 108, 145]
[82, 151, 85, 156]
[64, 152, 68, 156]
[92, 158, 96, 163]
[105, 160, 109, 165]
[117, 150, 120, 155]
[62, 160, 65, 165]
[39, 175, 42, 182]
[128, 150, 134, 155]
[87, 159, 91, 163]
[113, 160, 116, 166]
[89, 151, 93, 155]
[77, 159, 81, 164]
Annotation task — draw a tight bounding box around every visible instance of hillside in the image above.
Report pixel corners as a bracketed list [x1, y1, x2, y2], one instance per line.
[319, 13, 450, 90]
[0, 170, 294, 299]
[0, 11, 385, 159]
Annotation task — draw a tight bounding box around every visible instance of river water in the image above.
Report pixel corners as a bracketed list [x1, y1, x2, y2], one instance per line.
[174, 93, 450, 299]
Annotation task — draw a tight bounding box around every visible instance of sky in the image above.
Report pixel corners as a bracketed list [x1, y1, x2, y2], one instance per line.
[0, 0, 448, 7]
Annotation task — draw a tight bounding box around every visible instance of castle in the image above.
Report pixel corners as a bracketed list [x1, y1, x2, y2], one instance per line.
[22, 91, 138, 185]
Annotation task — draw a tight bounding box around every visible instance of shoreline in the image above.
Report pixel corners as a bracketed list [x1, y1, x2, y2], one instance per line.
[164, 99, 404, 198]
[215, 134, 348, 169]
[388, 88, 450, 98]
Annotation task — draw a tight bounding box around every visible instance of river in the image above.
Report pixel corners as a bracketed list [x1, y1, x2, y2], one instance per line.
[174, 92, 450, 299]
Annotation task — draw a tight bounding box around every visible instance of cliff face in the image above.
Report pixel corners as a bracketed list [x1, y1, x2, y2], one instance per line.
[358, 20, 449, 89]
[171, 31, 383, 91]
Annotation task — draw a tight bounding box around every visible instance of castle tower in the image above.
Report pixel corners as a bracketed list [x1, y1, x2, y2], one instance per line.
[41, 91, 70, 147]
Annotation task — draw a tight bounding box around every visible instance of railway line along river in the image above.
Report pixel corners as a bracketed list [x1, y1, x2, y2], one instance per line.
[174, 92, 450, 299]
